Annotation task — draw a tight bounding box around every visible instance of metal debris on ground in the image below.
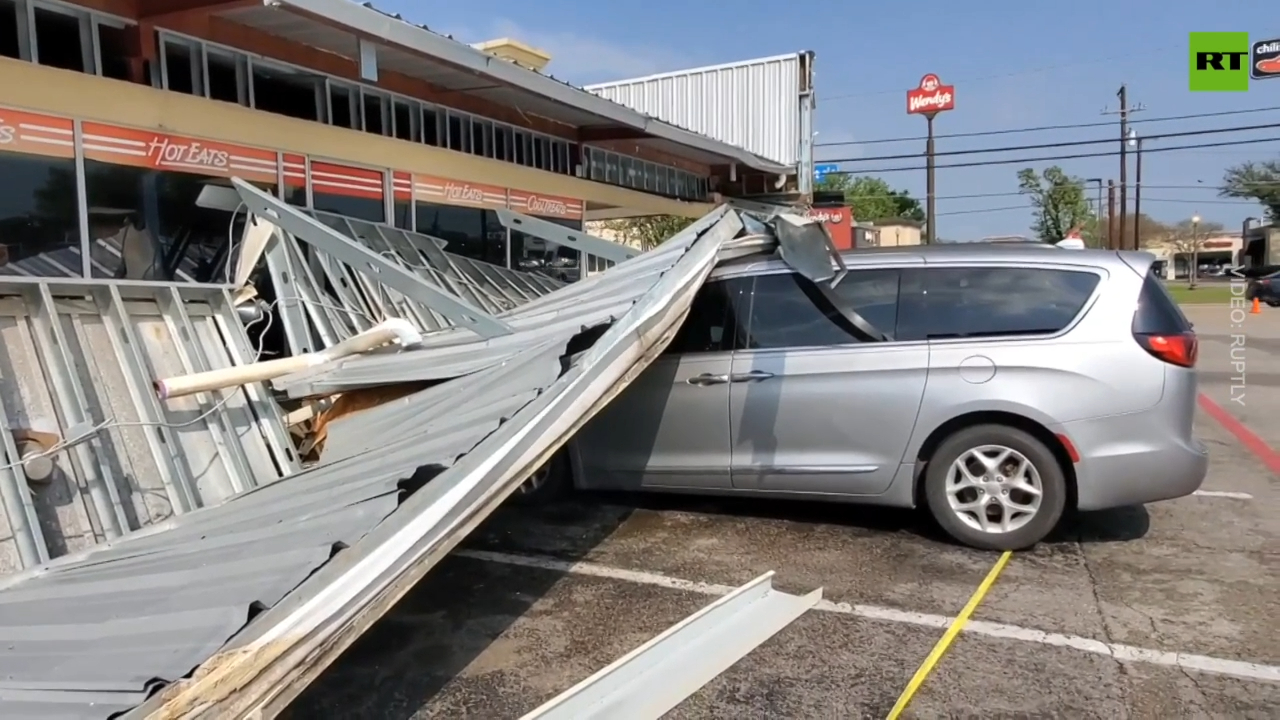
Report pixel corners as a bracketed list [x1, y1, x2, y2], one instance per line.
[0, 180, 828, 719]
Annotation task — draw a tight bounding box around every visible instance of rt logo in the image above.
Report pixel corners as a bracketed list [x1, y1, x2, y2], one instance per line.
[1189, 32, 1280, 91]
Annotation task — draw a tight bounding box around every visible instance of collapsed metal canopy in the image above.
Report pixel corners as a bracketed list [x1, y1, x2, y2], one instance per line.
[0, 182, 824, 719]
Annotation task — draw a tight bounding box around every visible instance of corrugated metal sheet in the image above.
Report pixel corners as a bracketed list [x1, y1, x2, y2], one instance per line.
[584, 52, 815, 171]
[0, 191, 752, 719]
[0, 280, 298, 576]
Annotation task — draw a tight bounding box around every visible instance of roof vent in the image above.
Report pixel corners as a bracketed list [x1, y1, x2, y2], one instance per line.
[471, 38, 552, 72]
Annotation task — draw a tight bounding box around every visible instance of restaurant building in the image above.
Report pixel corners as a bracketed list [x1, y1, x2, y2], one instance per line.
[0, 0, 791, 282]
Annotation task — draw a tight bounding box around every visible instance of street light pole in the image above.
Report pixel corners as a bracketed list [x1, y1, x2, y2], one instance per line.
[1128, 130, 1142, 249]
[1190, 214, 1201, 289]
[1086, 178, 1103, 246]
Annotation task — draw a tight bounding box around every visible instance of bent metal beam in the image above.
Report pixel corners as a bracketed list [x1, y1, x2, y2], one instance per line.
[231, 178, 514, 339]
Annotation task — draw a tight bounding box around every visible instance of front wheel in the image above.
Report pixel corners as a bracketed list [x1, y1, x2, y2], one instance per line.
[923, 425, 1067, 551]
[509, 451, 571, 506]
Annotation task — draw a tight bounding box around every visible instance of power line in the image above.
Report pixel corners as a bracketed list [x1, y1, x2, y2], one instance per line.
[814, 105, 1280, 147]
[934, 196, 1257, 219]
[820, 46, 1177, 103]
[936, 205, 1027, 216]
[827, 136, 1280, 175]
[818, 122, 1280, 164]
[833, 187, 1274, 203]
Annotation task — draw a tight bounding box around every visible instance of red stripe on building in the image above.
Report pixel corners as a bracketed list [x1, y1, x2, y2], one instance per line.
[80, 122, 278, 182]
[0, 106, 74, 159]
[310, 161, 385, 200]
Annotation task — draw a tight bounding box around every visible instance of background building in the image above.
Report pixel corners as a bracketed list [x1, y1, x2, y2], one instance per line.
[585, 52, 816, 199]
[0, 0, 789, 282]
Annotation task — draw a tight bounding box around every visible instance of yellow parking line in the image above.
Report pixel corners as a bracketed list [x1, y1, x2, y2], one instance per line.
[884, 550, 1013, 720]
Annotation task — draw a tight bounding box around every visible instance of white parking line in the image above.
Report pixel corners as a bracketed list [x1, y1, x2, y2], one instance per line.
[1193, 490, 1255, 500]
[456, 549, 1280, 685]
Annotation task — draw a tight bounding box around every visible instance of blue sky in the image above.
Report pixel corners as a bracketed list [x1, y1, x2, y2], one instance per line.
[381, 0, 1278, 239]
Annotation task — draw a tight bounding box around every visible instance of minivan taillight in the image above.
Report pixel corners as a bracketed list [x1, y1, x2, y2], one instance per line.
[1134, 331, 1198, 368]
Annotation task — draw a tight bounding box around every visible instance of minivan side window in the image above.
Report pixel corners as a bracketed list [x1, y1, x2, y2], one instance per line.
[743, 270, 899, 350]
[665, 277, 751, 354]
[898, 267, 1100, 340]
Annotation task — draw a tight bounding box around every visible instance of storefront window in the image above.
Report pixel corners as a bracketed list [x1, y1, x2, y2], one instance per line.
[83, 159, 274, 282]
[313, 190, 384, 223]
[0, 151, 81, 277]
[511, 217, 583, 283]
[284, 184, 307, 207]
[392, 197, 412, 230]
[414, 202, 505, 266]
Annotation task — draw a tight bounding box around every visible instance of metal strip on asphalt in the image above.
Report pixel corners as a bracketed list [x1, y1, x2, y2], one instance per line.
[456, 549, 1280, 684]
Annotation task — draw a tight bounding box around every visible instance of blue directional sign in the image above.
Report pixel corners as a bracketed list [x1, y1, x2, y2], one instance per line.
[814, 164, 838, 182]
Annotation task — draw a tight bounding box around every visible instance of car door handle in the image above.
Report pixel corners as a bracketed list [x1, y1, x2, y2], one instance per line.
[686, 373, 730, 386]
[730, 370, 775, 383]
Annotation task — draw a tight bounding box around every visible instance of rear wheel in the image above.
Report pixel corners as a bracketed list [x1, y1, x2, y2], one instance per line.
[923, 425, 1067, 551]
[509, 451, 571, 506]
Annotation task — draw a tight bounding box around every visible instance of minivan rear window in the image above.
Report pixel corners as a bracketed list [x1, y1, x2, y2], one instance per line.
[1133, 269, 1192, 334]
[899, 267, 1101, 340]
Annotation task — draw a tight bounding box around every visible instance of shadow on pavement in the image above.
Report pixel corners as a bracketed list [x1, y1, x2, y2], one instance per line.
[284, 491, 1151, 719]
[283, 496, 641, 720]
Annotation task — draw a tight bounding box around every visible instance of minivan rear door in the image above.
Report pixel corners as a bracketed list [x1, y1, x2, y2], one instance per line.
[729, 267, 928, 496]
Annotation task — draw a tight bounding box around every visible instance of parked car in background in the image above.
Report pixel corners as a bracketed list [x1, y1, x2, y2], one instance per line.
[519, 245, 1208, 551]
[1245, 270, 1280, 306]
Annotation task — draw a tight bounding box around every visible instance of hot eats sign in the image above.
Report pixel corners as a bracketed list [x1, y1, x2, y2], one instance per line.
[907, 74, 955, 115]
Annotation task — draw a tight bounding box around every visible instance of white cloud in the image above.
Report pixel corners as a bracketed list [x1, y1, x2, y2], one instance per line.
[447, 19, 698, 85]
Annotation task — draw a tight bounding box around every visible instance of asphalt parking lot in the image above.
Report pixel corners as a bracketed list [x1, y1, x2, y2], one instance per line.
[289, 306, 1280, 720]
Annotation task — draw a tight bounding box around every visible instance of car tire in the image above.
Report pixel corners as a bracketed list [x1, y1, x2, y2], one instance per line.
[923, 424, 1067, 551]
[509, 450, 571, 506]
[1267, 300, 1280, 308]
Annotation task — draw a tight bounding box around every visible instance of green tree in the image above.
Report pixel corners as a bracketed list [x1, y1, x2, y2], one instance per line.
[1220, 159, 1280, 221]
[814, 175, 924, 222]
[1017, 166, 1096, 245]
[1098, 212, 1173, 249]
[599, 215, 695, 251]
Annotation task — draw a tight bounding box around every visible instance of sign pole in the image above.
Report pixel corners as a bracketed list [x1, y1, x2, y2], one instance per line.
[925, 113, 936, 244]
[907, 74, 953, 245]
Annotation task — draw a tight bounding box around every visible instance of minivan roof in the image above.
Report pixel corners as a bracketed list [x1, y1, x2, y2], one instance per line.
[710, 244, 1153, 280]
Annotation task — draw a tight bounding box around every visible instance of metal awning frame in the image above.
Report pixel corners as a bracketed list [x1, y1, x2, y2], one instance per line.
[129, 205, 742, 719]
[233, 179, 515, 340]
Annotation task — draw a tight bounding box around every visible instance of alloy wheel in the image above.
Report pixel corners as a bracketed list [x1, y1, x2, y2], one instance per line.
[945, 444, 1043, 534]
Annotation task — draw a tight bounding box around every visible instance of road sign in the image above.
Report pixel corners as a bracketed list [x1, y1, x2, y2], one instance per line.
[814, 164, 838, 181]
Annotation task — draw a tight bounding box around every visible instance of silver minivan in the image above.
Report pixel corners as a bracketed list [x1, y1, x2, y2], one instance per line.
[520, 245, 1209, 551]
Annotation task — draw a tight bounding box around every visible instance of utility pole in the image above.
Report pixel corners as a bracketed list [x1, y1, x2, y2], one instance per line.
[1107, 180, 1117, 250]
[1104, 86, 1145, 250]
